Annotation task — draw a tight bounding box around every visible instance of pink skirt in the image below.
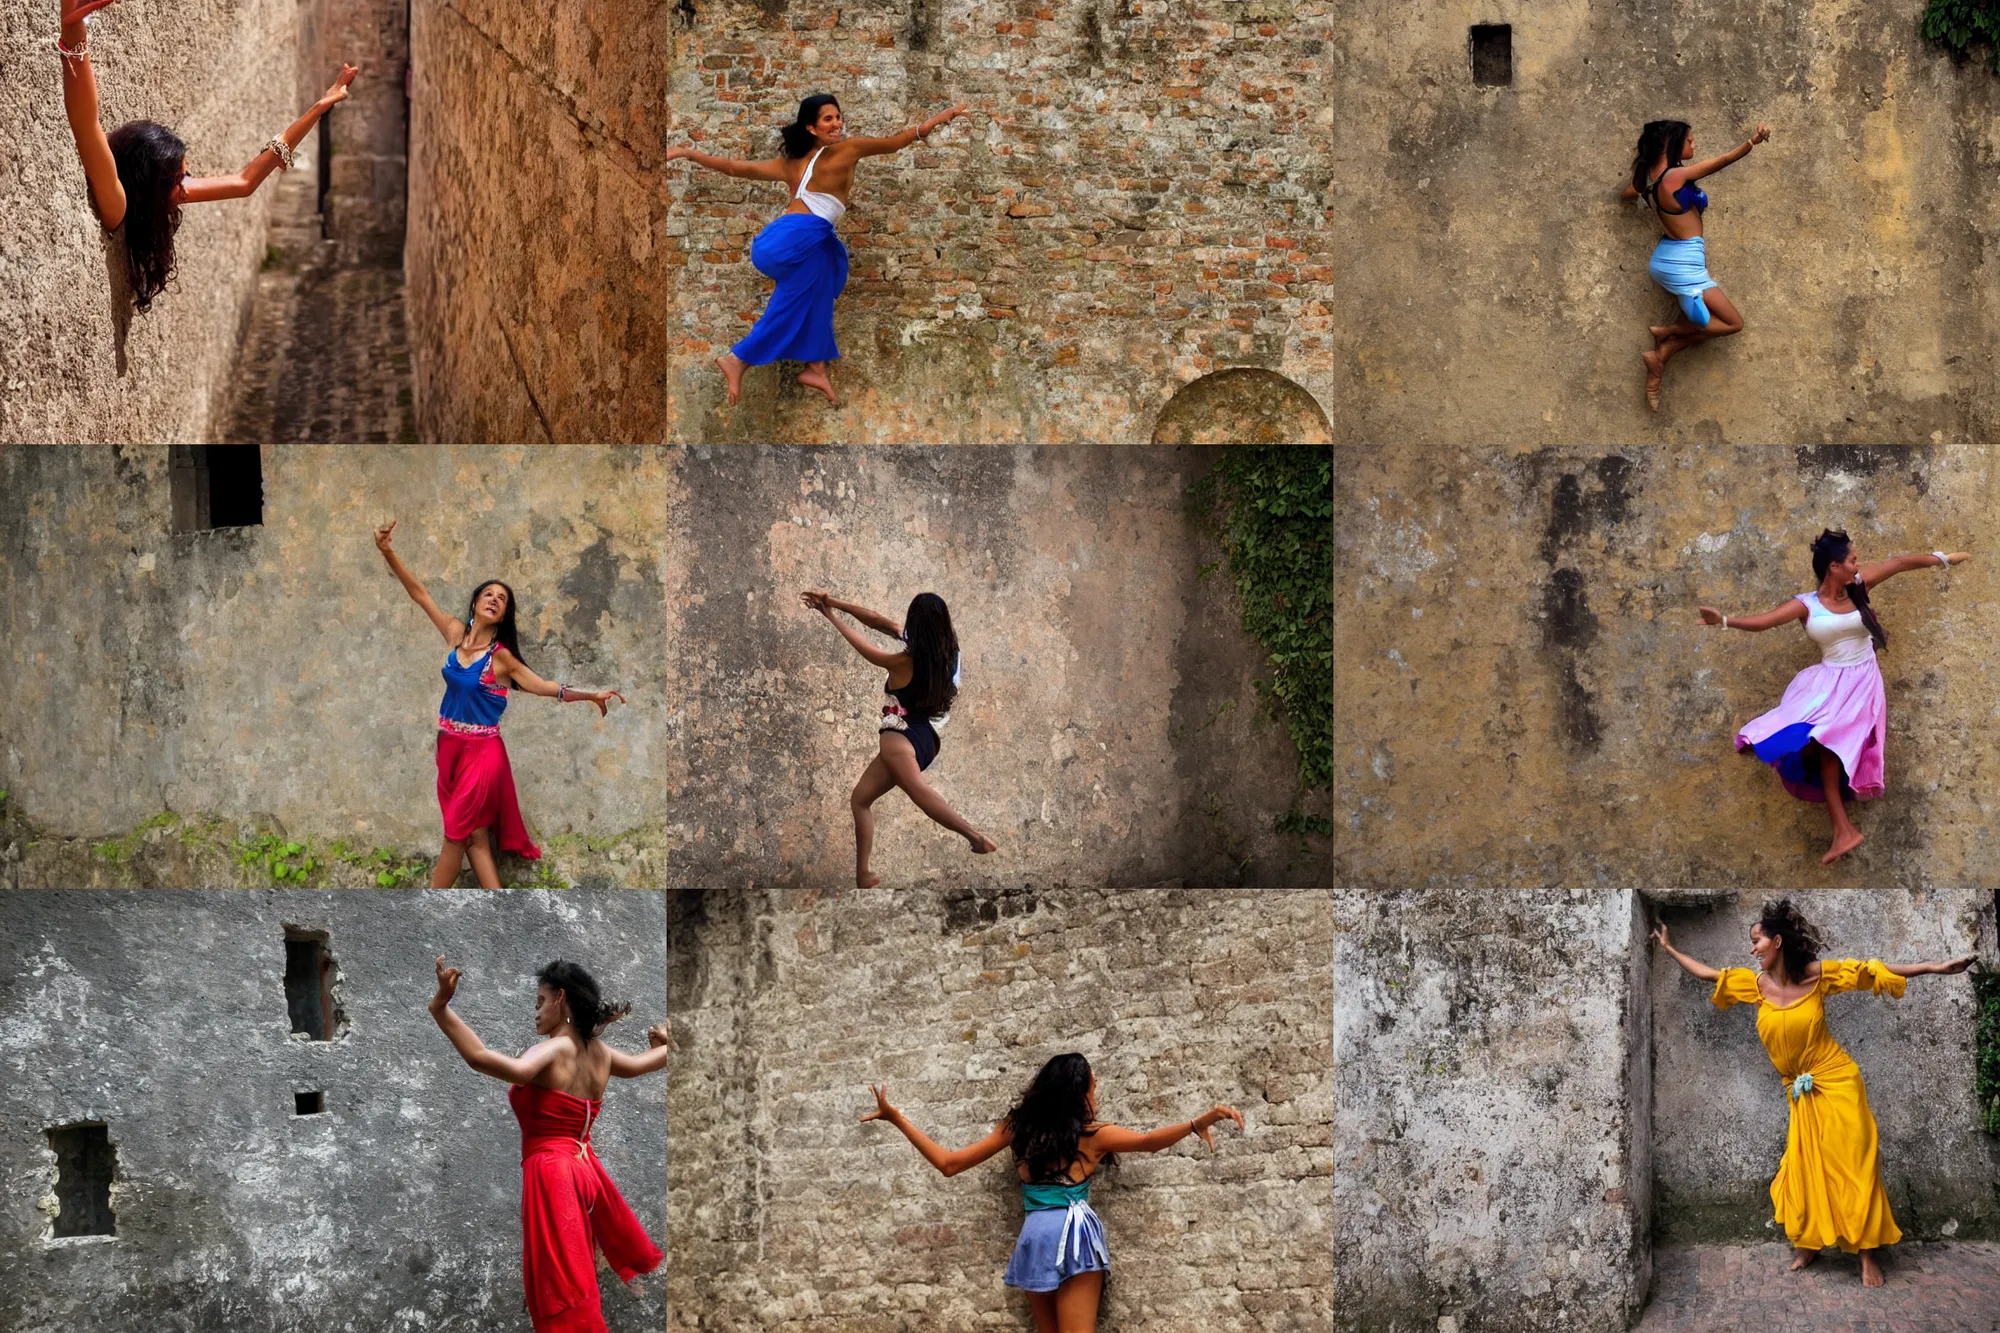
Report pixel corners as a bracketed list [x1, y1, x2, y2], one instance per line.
[436, 731, 543, 858]
[1734, 659, 1887, 803]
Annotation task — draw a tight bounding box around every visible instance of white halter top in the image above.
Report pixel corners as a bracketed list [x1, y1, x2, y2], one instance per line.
[1795, 591, 1875, 666]
[795, 148, 846, 224]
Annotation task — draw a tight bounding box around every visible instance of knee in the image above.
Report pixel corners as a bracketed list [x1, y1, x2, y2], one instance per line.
[1715, 316, 1743, 336]
[468, 827, 492, 849]
[850, 784, 873, 811]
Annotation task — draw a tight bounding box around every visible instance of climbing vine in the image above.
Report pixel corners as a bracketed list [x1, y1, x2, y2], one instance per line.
[1922, 0, 2000, 71]
[1187, 445, 1332, 824]
[1976, 966, 2000, 1135]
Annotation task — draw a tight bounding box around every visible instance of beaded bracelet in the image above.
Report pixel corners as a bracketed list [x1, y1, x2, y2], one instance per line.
[264, 136, 295, 170]
[55, 35, 90, 60]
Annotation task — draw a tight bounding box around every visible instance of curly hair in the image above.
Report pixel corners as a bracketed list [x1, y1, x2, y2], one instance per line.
[106, 120, 186, 311]
[1003, 1053, 1112, 1183]
[1810, 529, 1886, 651]
[1756, 898, 1826, 982]
[536, 960, 631, 1044]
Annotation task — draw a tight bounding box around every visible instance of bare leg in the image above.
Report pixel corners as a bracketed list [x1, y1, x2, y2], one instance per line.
[1052, 1271, 1104, 1333]
[432, 838, 468, 888]
[878, 733, 998, 853]
[1790, 1246, 1819, 1272]
[466, 826, 502, 889]
[1816, 746, 1864, 865]
[850, 755, 896, 888]
[796, 361, 840, 406]
[1026, 1292, 1060, 1333]
[1643, 286, 1745, 409]
[1859, 1248, 1884, 1287]
[716, 352, 746, 406]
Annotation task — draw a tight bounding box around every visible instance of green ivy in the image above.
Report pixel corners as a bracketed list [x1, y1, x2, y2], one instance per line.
[233, 833, 320, 885]
[1923, 0, 2000, 71]
[1976, 966, 2000, 1135]
[1187, 446, 1333, 803]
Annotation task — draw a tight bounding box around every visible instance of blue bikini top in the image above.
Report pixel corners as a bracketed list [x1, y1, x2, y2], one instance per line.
[1648, 170, 1707, 217]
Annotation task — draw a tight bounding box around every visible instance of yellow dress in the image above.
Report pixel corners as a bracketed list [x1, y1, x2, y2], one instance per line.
[1711, 959, 1904, 1253]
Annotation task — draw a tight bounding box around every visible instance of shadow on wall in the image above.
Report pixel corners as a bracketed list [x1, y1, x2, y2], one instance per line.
[1150, 369, 1333, 444]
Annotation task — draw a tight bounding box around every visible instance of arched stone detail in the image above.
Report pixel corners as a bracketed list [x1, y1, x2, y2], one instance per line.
[1149, 368, 1332, 444]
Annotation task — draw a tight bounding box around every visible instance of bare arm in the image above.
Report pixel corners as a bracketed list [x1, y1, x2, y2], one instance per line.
[606, 1025, 673, 1078]
[843, 103, 970, 159]
[859, 1085, 1013, 1177]
[1677, 123, 1771, 183]
[489, 647, 626, 717]
[662, 146, 792, 182]
[1649, 923, 1720, 982]
[1859, 551, 1968, 589]
[1696, 597, 1806, 632]
[427, 957, 564, 1085]
[59, 0, 127, 228]
[1086, 1105, 1245, 1156]
[181, 66, 356, 204]
[1883, 957, 1976, 978]
[374, 520, 465, 645]
[803, 593, 907, 669]
[803, 590, 901, 636]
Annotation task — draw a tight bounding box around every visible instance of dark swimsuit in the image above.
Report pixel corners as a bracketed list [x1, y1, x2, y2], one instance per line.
[1647, 171, 1709, 221]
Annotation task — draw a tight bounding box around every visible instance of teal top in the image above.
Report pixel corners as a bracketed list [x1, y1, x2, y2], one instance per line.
[1020, 1180, 1092, 1212]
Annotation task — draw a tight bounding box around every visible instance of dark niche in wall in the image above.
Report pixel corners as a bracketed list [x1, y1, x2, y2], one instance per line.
[169, 445, 264, 531]
[284, 929, 345, 1041]
[295, 1090, 326, 1116]
[47, 1122, 116, 1238]
[1470, 24, 1513, 87]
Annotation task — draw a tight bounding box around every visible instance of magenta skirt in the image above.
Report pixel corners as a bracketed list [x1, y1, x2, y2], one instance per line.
[436, 731, 543, 858]
[1734, 660, 1887, 803]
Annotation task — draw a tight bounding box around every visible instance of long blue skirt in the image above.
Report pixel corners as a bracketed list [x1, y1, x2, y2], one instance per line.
[731, 213, 848, 366]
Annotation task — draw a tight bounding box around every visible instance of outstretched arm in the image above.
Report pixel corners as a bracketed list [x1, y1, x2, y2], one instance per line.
[842, 103, 970, 159]
[662, 146, 792, 182]
[1086, 1105, 1245, 1156]
[1678, 123, 1771, 182]
[181, 66, 357, 204]
[375, 520, 465, 646]
[1650, 923, 1720, 982]
[1883, 957, 1977, 979]
[489, 648, 626, 717]
[859, 1085, 1013, 1177]
[1696, 598, 1806, 633]
[803, 592, 906, 669]
[606, 1024, 673, 1078]
[1859, 551, 1968, 589]
[60, 0, 127, 228]
[427, 957, 564, 1085]
[802, 590, 900, 636]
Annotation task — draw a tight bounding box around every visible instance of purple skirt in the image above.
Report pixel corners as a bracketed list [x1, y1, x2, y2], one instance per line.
[1734, 659, 1887, 803]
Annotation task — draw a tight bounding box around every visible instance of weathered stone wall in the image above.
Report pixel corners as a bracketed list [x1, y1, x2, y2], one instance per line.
[667, 885, 1332, 1332]
[406, 0, 1334, 443]
[300, 0, 410, 265]
[665, 446, 1327, 890]
[0, 0, 302, 443]
[0, 889, 666, 1332]
[0, 446, 674, 887]
[1330, 1, 2000, 443]
[1335, 443, 2000, 889]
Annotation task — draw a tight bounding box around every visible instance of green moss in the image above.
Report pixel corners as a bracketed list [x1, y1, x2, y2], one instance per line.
[1923, 0, 2000, 72]
[233, 833, 321, 885]
[1976, 966, 2000, 1135]
[92, 812, 183, 865]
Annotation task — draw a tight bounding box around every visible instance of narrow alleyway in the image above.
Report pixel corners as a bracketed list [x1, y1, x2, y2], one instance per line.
[1637, 1241, 2000, 1331]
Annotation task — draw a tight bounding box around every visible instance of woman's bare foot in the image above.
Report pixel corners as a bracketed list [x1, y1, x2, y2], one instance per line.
[797, 365, 839, 406]
[1649, 325, 1675, 349]
[968, 833, 998, 855]
[1641, 350, 1664, 411]
[1789, 1247, 1819, 1272]
[857, 870, 880, 888]
[716, 353, 745, 406]
[1859, 1249, 1884, 1287]
[1821, 828, 1864, 865]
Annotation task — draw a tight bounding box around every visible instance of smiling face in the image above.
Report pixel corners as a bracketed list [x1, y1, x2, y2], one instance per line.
[1750, 924, 1781, 974]
[535, 982, 566, 1036]
[812, 103, 845, 145]
[1827, 541, 1862, 586]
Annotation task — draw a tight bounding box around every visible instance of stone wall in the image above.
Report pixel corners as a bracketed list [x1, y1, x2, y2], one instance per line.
[667, 885, 1333, 1332]
[1330, 1, 2000, 443]
[1335, 443, 2000, 889]
[0, 889, 666, 1333]
[0, 0, 301, 443]
[406, 0, 1334, 443]
[300, 0, 410, 264]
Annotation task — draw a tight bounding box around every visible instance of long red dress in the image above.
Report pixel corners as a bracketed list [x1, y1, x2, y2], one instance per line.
[510, 1083, 662, 1332]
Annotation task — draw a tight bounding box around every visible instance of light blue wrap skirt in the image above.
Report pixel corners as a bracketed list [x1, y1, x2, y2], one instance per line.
[1648, 235, 1719, 327]
[731, 213, 848, 366]
[1002, 1199, 1109, 1293]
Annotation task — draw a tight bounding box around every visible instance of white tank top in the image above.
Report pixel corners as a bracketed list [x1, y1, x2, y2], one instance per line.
[1796, 591, 1874, 666]
[794, 148, 846, 224]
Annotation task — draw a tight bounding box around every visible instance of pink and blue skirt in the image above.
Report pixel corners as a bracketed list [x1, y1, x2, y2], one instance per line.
[1734, 660, 1887, 803]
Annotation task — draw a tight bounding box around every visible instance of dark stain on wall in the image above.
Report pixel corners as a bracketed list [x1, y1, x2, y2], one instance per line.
[1540, 455, 1635, 566]
[1542, 568, 1603, 752]
[1794, 445, 1936, 497]
[558, 535, 619, 654]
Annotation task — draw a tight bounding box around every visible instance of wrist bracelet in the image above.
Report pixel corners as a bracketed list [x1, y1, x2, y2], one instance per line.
[1933, 551, 1950, 569]
[1722, 615, 1729, 629]
[55, 35, 89, 59]
[559, 683, 568, 702]
[265, 136, 296, 170]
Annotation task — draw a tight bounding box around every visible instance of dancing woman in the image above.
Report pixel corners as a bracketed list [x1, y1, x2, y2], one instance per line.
[428, 957, 668, 1330]
[58, 0, 357, 311]
[1651, 900, 1973, 1286]
[376, 520, 628, 888]
[802, 589, 997, 886]
[1698, 530, 1967, 865]
[1620, 118, 1770, 410]
[860, 1054, 1244, 1331]
[664, 94, 969, 408]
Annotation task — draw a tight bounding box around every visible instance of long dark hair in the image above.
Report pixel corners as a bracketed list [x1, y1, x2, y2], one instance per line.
[1756, 898, 1825, 984]
[461, 580, 526, 664]
[1630, 119, 1692, 203]
[1004, 1053, 1110, 1182]
[1810, 529, 1886, 650]
[901, 592, 959, 718]
[107, 120, 186, 311]
[780, 94, 840, 158]
[536, 960, 631, 1044]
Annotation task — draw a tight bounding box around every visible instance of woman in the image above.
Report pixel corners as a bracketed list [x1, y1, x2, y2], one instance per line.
[1620, 118, 1770, 410]
[665, 94, 969, 408]
[802, 588, 997, 886]
[376, 520, 628, 888]
[59, 0, 358, 312]
[428, 956, 669, 1331]
[1698, 531, 1967, 864]
[1651, 900, 1973, 1286]
[861, 1054, 1244, 1330]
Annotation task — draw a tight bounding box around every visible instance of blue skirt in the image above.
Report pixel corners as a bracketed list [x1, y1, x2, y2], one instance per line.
[1648, 235, 1719, 327]
[1002, 1203, 1109, 1293]
[731, 213, 848, 366]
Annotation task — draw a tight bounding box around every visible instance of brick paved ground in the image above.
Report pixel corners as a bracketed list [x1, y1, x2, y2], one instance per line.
[218, 166, 416, 443]
[1639, 1242, 2000, 1332]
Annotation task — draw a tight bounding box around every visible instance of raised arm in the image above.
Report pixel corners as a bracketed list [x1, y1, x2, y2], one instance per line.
[1086, 1105, 1244, 1156]
[606, 1024, 673, 1079]
[59, 0, 127, 228]
[661, 146, 792, 182]
[1858, 551, 1968, 589]
[375, 520, 464, 645]
[488, 647, 626, 717]
[803, 592, 907, 669]
[1696, 597, 1806, 633]
[427, 957, 565, 1085]
[1677, 123, 1771, 183]
[803, 590, 901, 636]
[1882, 956, 1976, 979]
[1649, 923, 1720, 982]
[859, 1085, 1013, 1177]
[843, 103, 970, 159]
[181, 65, 356, 204]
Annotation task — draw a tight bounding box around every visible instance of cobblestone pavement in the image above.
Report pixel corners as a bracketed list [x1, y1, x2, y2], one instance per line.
[218, 167, 416, 443]
[1638, 1242, 2000, 1332]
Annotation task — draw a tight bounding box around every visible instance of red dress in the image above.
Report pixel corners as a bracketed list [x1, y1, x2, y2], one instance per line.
[510, 1083, 662, 1332]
